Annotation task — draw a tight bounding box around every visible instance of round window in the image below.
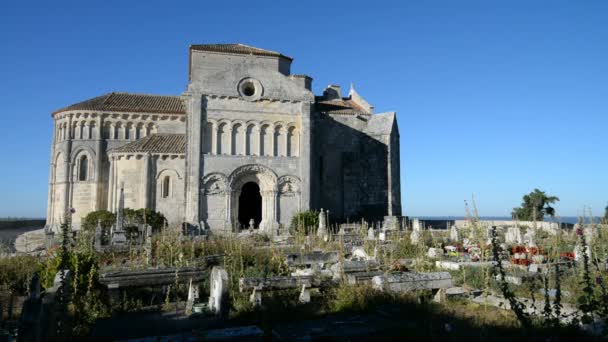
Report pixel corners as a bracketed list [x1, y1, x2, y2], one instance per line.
[238, 78, 263, 100]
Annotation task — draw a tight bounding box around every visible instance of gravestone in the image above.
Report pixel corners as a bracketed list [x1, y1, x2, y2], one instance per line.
[298, 284, 311, 304]
[450, 225, 459, 241]
[367, 227, 375, 240]
[111, 186, 127, 246]
[208, 267, 229, 317]
[505, 227, 523, 244]
[317, 209, 327, 238]
[94, 220, 103, 251]
[186, 278, 199, 314]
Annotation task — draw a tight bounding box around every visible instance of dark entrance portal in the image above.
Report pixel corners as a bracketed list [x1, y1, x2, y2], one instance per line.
[238, 182, 262, 228]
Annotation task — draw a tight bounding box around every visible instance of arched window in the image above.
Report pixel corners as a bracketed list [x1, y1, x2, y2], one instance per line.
[162, 176, 171, 198]
[79, 155, 88, 181]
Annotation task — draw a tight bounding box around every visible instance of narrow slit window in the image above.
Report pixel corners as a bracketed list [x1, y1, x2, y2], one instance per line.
[79, 156, 88, 181]
[162, 176, 171, 198]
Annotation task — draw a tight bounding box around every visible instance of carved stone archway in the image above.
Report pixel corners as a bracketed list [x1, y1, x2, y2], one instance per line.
[228, 164, 278, 233]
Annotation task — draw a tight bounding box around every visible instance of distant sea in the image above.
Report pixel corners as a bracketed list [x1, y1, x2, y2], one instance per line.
[413, 216, 602, 225]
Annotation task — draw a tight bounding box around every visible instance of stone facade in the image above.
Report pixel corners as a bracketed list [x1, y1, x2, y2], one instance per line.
[45, 43, 401, 233]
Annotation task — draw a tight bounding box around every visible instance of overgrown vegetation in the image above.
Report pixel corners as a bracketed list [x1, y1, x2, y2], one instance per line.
[290, 210, 319, 235]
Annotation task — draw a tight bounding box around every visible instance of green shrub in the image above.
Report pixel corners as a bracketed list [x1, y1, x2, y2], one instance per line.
[81, 210, 115, 232]
[290, 211, 319, 235]
[0, 255, 39, 294]
[123, 208, 167, 232]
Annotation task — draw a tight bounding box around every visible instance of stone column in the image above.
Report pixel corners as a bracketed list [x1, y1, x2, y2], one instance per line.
[184, 93, 203, 224]
[271, 126, 277, 156]
[211, 122, 218, 155]
[108, 156, 114, 211]
[226, 127, 233, 155]
[299, 102, 313, 210]
[242, 128, 247, 156]
[225, 190, 233, 230]
[253, 127, 260, 156]
[142, 153, 150, 209]
[46, 120, 58, 228]
[282, 128, 288, 157]
[95, 116, 103, 210]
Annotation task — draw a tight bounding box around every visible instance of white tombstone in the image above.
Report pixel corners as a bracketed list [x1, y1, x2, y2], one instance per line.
[367, 227, 375, 240]
[186, 278, 199, 314]
[317, 209, 327, 238]
[412, 219, 422, 232]
[410, 230, 420, 245]
[208, 267, 229, 316]
[379, 231, 386, 241]
[427, 247, 440, 258]
[505, 227, 523, 244]
[524, 228, 537, 248]
[298, 284, 311, 304]
[449, 225, 459, 242]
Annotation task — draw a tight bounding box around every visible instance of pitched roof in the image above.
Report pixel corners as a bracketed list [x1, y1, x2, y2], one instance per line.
[315, 97, 371, 115]
[190, 43, 293, 61]
[53, 92, 186, 115]
[109, 134, 186, 154]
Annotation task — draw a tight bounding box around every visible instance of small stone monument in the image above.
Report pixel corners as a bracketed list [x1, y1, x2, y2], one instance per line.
[524, 228, 536, 248]
[94, 220, 103, 251]
[367, 227, 375, 240]
[505, 226, 523, 244]
[299, 284, 311, 303]
[449, 225, 459, 242]
[249, 218, 255, 231]
[410, 218, 422, 244]
[186, 278, 199, 314]
[317, 208, 327, 238]
[111, 185, 127, 246]
[208, 267, 229, 317]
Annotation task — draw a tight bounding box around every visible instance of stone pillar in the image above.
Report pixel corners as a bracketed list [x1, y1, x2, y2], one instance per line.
[242, 128, 247, 156]
[185, 94, 203, 224]
[253, 126, 260, 156]
[299, 102, 313, 210]
[225, 190, 233, 230]
[46, 120, 58, 228]
[226, 127, 233, 155]
[95, 116, 103, 210]
[142, 153, 150, 209]
[271, 126, 277, 156]
[108, 156, 114, 211]
[211, 122, 217, 155]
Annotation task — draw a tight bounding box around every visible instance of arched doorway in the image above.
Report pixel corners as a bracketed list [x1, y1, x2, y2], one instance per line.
[238, 182, 262, 228]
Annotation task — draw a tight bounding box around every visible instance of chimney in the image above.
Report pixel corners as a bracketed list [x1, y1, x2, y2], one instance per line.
[323, 84, 342, 101]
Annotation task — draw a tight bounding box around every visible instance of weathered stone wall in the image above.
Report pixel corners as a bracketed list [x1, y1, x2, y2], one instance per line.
[46, 111, 186, 231]
[313, 113, 392, 223]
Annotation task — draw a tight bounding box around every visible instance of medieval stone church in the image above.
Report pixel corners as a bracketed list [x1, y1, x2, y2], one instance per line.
[46, 44, 401, 233]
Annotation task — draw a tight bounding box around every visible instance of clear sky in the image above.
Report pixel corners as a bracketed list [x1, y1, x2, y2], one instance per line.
[0, 1, 606, 218]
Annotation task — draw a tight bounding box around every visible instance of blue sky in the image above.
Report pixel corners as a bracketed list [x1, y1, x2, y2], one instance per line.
[0, 1, 606, 218]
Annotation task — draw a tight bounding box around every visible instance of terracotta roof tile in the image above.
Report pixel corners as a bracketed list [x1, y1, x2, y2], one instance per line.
[315, 97, 370, 115]
[53, 92, 185, 115]
[190, 43, 293, 61]
[109, 134, 186, 154]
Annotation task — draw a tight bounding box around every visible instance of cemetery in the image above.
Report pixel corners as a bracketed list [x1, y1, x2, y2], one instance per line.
[0, 198, 606, 340]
